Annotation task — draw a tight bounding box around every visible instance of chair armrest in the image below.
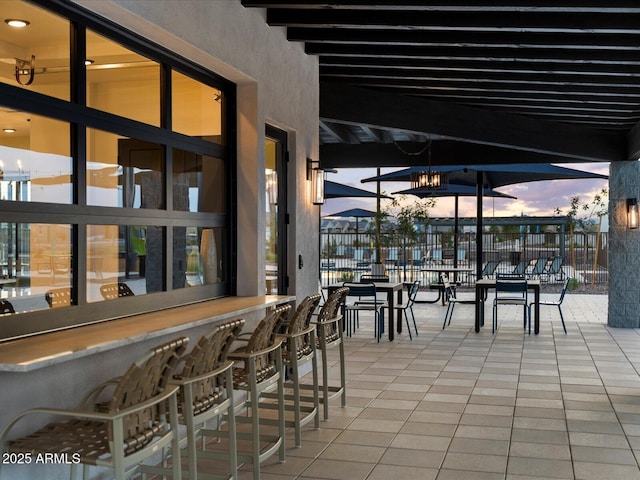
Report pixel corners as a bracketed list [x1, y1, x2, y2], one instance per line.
[0, 385, 180, 444]
[78, 376, 123, 408]
[276, 323, 315, 341]
[170, 360, 234, 386]
[228, 338, 283, 360]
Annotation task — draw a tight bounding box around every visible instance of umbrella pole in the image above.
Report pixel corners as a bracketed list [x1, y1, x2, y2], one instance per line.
[454, 195, 459, 281]
[476, 172, 483, 281]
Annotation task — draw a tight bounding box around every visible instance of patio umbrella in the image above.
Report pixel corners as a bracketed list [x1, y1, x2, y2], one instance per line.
[324, 208, 378, 266]
[393, 183, 517, 271]
[363, 163, 608, 278]
[325, 180, 391, 199]
[361, 163, 608, 188]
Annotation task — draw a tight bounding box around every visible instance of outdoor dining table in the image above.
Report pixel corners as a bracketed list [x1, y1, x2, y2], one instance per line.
[418, 266, 473, 305]
[327, 281, 404, 341]
[475, 278, 541, 334]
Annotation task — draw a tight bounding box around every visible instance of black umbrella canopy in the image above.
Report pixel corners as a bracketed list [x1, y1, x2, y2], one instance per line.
[324, 208, 378, 218]
[325, 180, 391, 199]
[363, 163, 607, 279]
[394, 183, 516, 200]
[362, 163, 608, 188]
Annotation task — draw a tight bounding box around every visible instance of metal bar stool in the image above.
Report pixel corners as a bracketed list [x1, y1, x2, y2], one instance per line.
[0, 336, 188, 480]
[170, 318, 244, 480]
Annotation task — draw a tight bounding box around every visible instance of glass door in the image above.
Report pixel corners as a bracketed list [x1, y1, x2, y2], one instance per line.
[265, 125, 288, 294]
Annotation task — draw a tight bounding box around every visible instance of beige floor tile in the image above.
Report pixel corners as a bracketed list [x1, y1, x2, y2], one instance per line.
[319, 443, 386, 463]
[365, 464, 439, 480]
[509, 441, 571, 460]
[379, 448, 445, 469]
[571, 445, 637, 465]
[299, 458, 374, 480]
[507, 457, 573, 479]
[448, 437, 509, 455]
[333, 430, 396, 447]
[390, 433, 452, 452]
[442, 452, 508, 473]
[573, 462, 640, 480]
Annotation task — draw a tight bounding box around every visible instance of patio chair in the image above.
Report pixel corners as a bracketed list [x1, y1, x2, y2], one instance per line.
[384, 280, 420, 339]
[441, 273, 475, 329]
[100, 282, 135, 300]
[512, 260, 528, 276]
[0, 336, 189, 480]
[44, 287, 72, 308]
[528, 276, 570, 334]
[0, 299, 15, 314]
[343, 282, 386, 341]
[527, 257, 548, 279]
[170, 318, 244, 480]
[542, 256, 565, 282]
[470, 260, 501, 281]
[264, 294, 321, 447]
[493, 273, 528, 334]
[225, 305, 290, 480]
[305, 286, 348, 420]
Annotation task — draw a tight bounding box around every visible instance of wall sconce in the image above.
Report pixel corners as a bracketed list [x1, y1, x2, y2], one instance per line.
[628, 198, 639, 229]
[307, 158, 325, 205]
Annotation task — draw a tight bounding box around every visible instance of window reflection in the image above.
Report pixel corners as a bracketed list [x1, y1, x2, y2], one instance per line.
[87, 130, 164, 209]
[173, 149, 225, 212]
[0, 115, 71, 204]
[172, 70, 224, 144]
[173, 226, 224, 289]
[86, 30, 160, 126]
[0, 222, 72, 314]
[0, 2, 70, 100]
[87, 224, 165, 302]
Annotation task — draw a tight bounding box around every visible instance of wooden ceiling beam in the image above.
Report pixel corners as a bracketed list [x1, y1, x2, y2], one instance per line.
[320, 82, 626, 162]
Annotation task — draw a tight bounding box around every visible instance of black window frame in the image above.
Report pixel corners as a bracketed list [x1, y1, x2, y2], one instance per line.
[0, 0, 237, 341]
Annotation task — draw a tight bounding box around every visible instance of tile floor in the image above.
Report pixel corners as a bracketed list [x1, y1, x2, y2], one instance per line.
[229, 292, 640, 480]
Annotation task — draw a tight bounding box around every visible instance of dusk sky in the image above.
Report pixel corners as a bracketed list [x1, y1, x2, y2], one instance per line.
[322, 162, 611, 228]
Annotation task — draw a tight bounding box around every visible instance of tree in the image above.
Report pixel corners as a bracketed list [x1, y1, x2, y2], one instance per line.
[555, 188, 608, 287]
[384, 195, 436, 280]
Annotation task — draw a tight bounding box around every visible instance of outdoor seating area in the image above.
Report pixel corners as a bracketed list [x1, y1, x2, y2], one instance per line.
[73, 290, 639, 480]
[220, 293, 640, 480]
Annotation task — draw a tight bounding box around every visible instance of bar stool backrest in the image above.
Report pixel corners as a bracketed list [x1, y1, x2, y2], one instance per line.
[109, 336, 189, 456]
[179, 319, 244, 415]
[317, 287, 348, 343]
[284, 294, 322, 358]
[244, 304, 291, 382]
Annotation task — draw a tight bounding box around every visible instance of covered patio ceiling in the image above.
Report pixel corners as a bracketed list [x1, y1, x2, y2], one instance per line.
[241, 1, 640, 167]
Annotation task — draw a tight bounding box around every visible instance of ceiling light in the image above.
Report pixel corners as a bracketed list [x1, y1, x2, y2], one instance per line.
[3, 129, 16, 133]
[4, 19, 30, 28]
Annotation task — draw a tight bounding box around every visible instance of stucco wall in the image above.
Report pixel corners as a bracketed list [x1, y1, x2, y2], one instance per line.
[1, 2, 319, 479]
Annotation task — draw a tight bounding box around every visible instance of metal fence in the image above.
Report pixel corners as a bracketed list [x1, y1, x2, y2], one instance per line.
[320, 230, 607, 287]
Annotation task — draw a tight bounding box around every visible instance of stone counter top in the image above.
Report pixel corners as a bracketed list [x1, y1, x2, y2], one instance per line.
[0, 295, 294, 372]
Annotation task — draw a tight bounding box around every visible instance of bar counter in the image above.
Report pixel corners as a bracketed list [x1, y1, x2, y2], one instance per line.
[0, 295, 294, 372]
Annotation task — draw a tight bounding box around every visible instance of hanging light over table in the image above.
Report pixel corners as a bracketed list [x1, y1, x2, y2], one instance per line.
[408, 139, 448, 190]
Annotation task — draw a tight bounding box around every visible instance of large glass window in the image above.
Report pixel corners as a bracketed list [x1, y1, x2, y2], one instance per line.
[173, 149, 225, 213]
[87, 130, 164, 209]
[87, 224, 164, 303]
[0, 114, 71, 204]
[86, 30, 160, 126]
[0, 222, 72, 313]
[172, 71, 225, 144]
[0, 1, 233, 340]
[173, 226, 225, 289]
[0, 1, 70, 100]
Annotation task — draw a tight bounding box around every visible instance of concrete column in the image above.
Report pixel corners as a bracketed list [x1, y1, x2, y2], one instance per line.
[608, 160, 640, 328]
